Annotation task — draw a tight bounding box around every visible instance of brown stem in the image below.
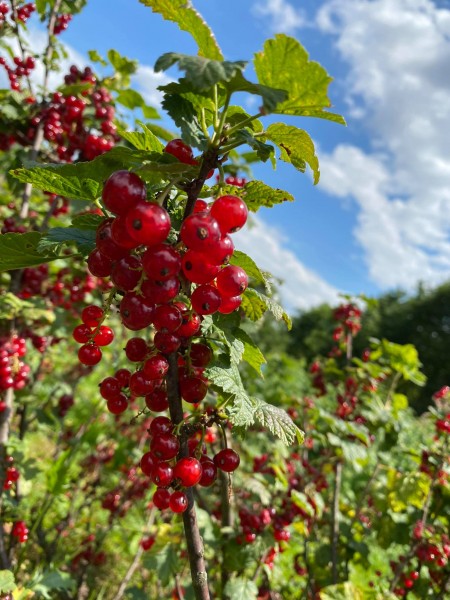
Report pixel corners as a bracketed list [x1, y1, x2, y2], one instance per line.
[219, 427, 233, 595]
[166, 354, 210, 600]
[331, 460, 343, 584]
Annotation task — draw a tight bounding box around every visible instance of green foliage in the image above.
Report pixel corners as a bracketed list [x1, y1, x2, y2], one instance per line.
[0, 232, 63, 272]
[266, 123, 320, 184]
[223, 576, 258, 600]
[242, 288, 292, 330]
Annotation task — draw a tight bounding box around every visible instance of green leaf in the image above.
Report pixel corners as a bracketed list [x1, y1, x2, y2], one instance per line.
[230, 250, 270, 290]
[254, 399, 304, 445]
[107, 49, 138, 76]
[234, 329, 266, 376]
[233, 129, 275, 164]
[161, 93, 207, 149]
[117, 121, 164, 152]
[143, 544, 180, 586]
[30, 570, 75, 598]
[116, 89, 152, 112]
[241, 288, 292, 330]
[144, 122, 176, 142]
[266, 123, 320, 184]
[254, 34, 346, 124]
[224, 577, 258, 600]
[71, 213, 104, 230]
[225, 71, 288, 113]
[139, 0, 223, 60]
[207, 364, 255, 427]
[0, 233, 62, 272]
[88, 49, 107, 66]
[37, 227, 96, 255]
[46, 449, 71, 495]
[319, 582, 364, 600]
[155, 53, 246, 92]
[0, 293, 29, 320]
[291, 490, 315, 517]
[0, 570, 16, 593]
[243, 180, 294, 212]
[226, 106, 263, 133]
[387, 471, 431, 512]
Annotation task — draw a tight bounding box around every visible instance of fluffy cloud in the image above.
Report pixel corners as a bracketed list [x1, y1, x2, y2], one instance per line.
[131, 65, 172, 108]
[315, 0, 450, 290]
[233, 216, 341, 311]
[252, 0, 305, 34]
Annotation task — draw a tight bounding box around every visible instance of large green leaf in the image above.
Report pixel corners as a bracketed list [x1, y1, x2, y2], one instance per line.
[161, 94, 207, 149]
[224, 577, 258, 600]
[139, 0, 223, 60]
[0, 570, 16, 593]
[117, 121, 164, 152]
[234, 129, 275, 164]
[254, 34, 345, 124]
[243, 180, 294, 212]
[115, 90, 160, 120]
[241, 288, 292, 329]
[229, 250, 271, 291]
[266, 123, 320, 184]
[225, 71, 288, 113]
[0, 233, 63, 272]
[207, 364, 256, 427]
[37, 227, 96, 256]
[254, 399, 304, 445]
[155, 53, 246, 92]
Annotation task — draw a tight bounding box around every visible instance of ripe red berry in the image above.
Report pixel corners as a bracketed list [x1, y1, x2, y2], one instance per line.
[115, 369, 131, 387]
[73, 324, 92, 343]
[208, 235, 234, 265]
[150, 433, 180, 460]
[78, 344, 102, 365]
[143, 354, 169, 380]
[145, 388, 169, 412]
[180, 213, 221, 252]
[141, 277, 180, 305]
[177, 311, 201, 337]
[190, 343, 213, 367]
[81, 305, 104, 327]
[151, 462, 174, 487]
[218, 295, 242, 314]
[169, 490, 188, 513]
[125, 202, 171, 246]
[106, 393, 128, 414]
[102, 170, 146, 216]
[111, 255, 142, 291]
[99, 377, 121, 400]
[87, 248, 113, 277]
[199, 458, 217, 487]
[180, 377, 208, 404]
[120, 293, 154, 330]
[129, 370, 156, 396]
[96, 219, 130, 261]
[153, 488, 171, 510]
[140, 536, 155, 551]
[182, 250, 220, 284]
[125, 337, 149, 362]
[142, 244, 181, 280]
[164, 139, 196, 165]
[174, 457, 202, 487]
[152, 304, 182, 333]
[214, 448, 240, 472]
[210, 195, 248, 234]
[154, 332, 181, 354]
[149, 416, 173, 436]
[140, 451, 158, 476]
[216, 265, 248, 297]
[110, 215, 141, 249]
[93, 326, 114, 346]
[191, 284, 221, 315]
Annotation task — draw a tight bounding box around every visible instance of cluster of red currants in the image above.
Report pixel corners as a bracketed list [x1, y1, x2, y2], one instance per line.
[3, 456, 19, 490]
[0, 334, 30, 393]
[0, 54, 35, 92]
[0, 2, 35, 25]
[53, 12, 71, 34]
[11, 520, 29, 543]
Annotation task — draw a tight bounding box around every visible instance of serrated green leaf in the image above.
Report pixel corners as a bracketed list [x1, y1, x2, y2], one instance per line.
[161, 93, 207, 149]
[139, 0, 223, 61]
[266, 123, 320, 184]
[243, 180, 294, 212]
[107, 49, 137, 76]
[226, 106, 263, 133]
[224, 70, 288, 113]
[88, 49, 107, 66]
[116, 89, 149, 111]
[37, 227, 96, 255]
[230, 250, 270, 291]
[117, 121, 164, 152]
[241, 288, 292, 329]
[224, 577, 258, 600]
[254, 34, 345, 124]
[142, 544, 180, 586]
[319, 582, 364, 600]
[233, 328, 266, 376]
[0, 233, 62, 272]
[144, 122, 176, 142]
[0, 570, 16, 593]
[207, 364, 255, 427]
[234, 129, 274, 164]
[254, 399, 304, 445]
[155, 53, 246, 92]
[30, 569, 75, 598]
[71, 213, 104, 230]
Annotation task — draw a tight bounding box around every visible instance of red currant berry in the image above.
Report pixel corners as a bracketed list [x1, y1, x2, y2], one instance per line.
[193, 199, 208, 213]
[208, 235, 234, 265]
[218, 295, 242, 314]
[174, 457, 202, 487]
[154, 332, 181, 354]
[142, 244, 181, 280]
[129, 370, 156, 396]
[214, 448, 240, 472]
[182, 250, 220, 284]
[169, 490, 188, 513]
[180, 377, 208, 404]
[180, 213, 221, 252]
[199, 458, 217, 487]
[120, 293, 154, 330]
[125, 202, 171, 246]
[140, 451, 158, 476]
[153, 488, 171, 510]
[152, 305, 182, 333]
[141, 277, 180, 305]
[111, 215, 140, 249]
[115, 368, 131, 387]
[210, 195, 248, 234]
[78, 344, 102, 365]
[177, 311, 201, 337]
[143, 354, 169, 379]
[191, 284, 221, 315]
[216, 265, 248, 296]
[111, 255, 142, 291]
[150, 433, 180, 460]
[73, 324, 92, 343]
[96, 219, 130, 260]
[99, 376, 121, 400]
[87, 248, 113, 277]
[140, 536, 155, 551]
[152, 462, 174, 487]
[190, 343, 212, 367]
[94, 326, 114, 346]
[102, 170, 146, 216]
[107, 393, 128, 414]
[81, 305, 104, 327]
[164, 139, 196, 165]
[145, 388, 169, 412]
[125, 337, 149, 362]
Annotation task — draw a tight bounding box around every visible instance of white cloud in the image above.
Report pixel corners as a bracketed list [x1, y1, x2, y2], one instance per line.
[233, 215, 341, 311]
[252, 0, 306, 34]
[315, 0, 450, 290]
[132, 65, 172, 108]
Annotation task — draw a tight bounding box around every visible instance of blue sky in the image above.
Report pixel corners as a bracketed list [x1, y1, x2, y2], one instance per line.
[27, 0, 450, 311]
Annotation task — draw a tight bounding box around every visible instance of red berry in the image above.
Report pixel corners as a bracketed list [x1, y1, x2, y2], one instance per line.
[193, 199, 208, 213]
[81, 305, 104, 327]
[216, 265, 248, 297]
[177, 311, 201, 337]
[152, 462, 174, 487]
[129, 370, 156, 396]
[149, 416, 173, 436]
[111, 216, 140, 249]
[191, 284, 221, 315]
[115, 368, 131, 387]
[120, 292, 154, 330]
[145, 389, 169, 412]
[180, 213, 221, 252]
[198, 458, 217, 487]
[218, 295, 242, 314]
[150, 433, 180, 460]
[106, 393, 128, 414]
[189, 343, 212, 367]
[94, 326, 114, 346]
[96, 219, 130, 260]
[140, 536, 155, 551]
[73, 324, 92, 343]
[143, 354, 169, 379]
[142, 244, 181, 280]
[208, 235, 234, 265]
[153, 487, 171, 510]
[214, 448, 240, 472]
[164, 139, 196, 165]
[169, 490, 188, 513]
[152, 304, 182, 333]
[78, 344, 102, 365]
[154, 332, 181, 354]
[125, 337, 149, 362]
[125, 202, 171, 246]
[182, 250, 220, 284]
[140, 451, 158, 476]
[87, 249, 113, 277]
[180, 377, 208, 404]
[174, 457, 202, 487]
[141, 277, 180, 305]
[210, 195, 248, 234]
[102, 170, 146, 216]
[99, 377, 121, 400]
[111, 255, 142, 291]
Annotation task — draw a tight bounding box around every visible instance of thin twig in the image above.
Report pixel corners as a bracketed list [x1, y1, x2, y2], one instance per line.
[331, 460, 343, 584]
